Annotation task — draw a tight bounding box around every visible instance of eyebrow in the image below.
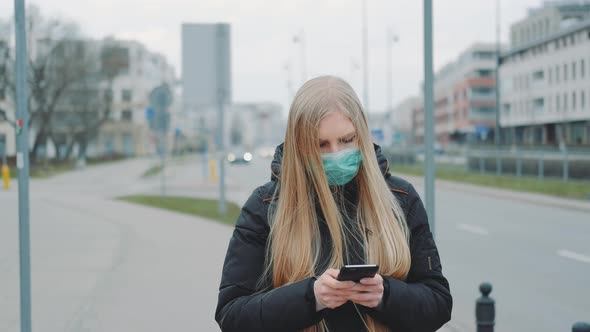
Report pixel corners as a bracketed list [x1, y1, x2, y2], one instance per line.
[319, 132, 357, 144]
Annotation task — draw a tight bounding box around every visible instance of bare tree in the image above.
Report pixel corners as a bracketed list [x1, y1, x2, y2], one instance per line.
[0, 6, 123, 163]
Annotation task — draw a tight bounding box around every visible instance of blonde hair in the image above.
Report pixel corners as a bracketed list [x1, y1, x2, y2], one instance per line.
[264, 76, 411, 332]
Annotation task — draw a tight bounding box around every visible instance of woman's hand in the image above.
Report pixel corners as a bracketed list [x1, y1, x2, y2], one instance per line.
[346, 274, 384, 308]
[313, 269, 356, 311]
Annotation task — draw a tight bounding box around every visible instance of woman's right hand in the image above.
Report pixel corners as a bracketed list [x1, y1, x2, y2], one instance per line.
[313, 268, 356, 311]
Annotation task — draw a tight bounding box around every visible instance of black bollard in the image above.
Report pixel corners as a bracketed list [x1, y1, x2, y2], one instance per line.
[476, 282, 495, 332]
[573, 322, 590, 332]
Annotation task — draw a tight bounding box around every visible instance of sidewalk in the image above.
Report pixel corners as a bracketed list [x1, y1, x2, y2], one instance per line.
[44, 193, 231, 332]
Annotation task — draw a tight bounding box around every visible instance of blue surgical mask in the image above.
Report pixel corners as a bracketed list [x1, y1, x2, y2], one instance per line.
[321, 147, 363, 186]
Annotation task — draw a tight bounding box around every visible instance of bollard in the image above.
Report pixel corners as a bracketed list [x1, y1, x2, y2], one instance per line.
[476, 282, 495, 332]
[573, 322, 590, 332]
[1, 164, 9, 190]
[209, 159, 217, 182]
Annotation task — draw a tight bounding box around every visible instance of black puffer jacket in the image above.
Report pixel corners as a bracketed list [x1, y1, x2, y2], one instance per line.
[215, 144, 452, 332]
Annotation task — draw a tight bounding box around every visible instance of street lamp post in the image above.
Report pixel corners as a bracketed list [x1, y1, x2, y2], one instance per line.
[362, 0, 370, 114]
[283, 62, 294, 104]
[423, 0, 436, 237]
[14, 0, 33, 331]
[292, 30, 307, 85]
[495, 0, 502, 175]
[387, 29, 399, 113]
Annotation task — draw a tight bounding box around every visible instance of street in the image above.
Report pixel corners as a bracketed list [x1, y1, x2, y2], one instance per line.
[1, 154, 589, 331]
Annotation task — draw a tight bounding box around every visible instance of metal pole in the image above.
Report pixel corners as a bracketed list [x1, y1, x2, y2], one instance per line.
[14, 1, 32, 331]
[495, 0, 502, 175]
[160, 132, 166, 197]
[284, 62, 294, 104]
[300, 30, 306, 84]
[423, 0, 436, 236]
[216, 24, 227, 216]
[387, 28, 393, 112]
[362, 0, 370, 114]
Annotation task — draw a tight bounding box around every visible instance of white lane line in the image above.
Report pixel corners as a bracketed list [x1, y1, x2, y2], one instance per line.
[456, 223, 489, 236]
[557, 250, 590, 264]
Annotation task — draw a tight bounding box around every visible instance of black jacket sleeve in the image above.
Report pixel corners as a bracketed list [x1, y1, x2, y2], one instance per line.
[368, 183, 452, 331]
[215, 187, 324, 332]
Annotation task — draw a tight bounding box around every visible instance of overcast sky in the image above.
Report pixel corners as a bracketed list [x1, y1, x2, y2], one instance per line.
[1, 0, 544, 114]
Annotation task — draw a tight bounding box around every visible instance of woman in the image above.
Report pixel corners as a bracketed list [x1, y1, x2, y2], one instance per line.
[215, 76, 452, 332]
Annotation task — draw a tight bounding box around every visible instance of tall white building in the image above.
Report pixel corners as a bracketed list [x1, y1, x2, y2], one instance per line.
[500, 15, 590, 145]
[181, 23, 232, 144]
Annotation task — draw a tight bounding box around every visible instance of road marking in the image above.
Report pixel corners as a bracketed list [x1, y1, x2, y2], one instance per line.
[456, 223, 489, 236]
[557, 250, 590, 264]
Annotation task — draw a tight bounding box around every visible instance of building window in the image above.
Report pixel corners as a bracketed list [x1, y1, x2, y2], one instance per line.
[548, 67, 553, 84]
[533, 70, 544, 81]
[0, 87, 4, 101]
[121, 109, 133, 121]
[556, 95, 561, 111]
[573, 62, 577, 80]
[581, 91, 586, 109]
[476, 69, 493, 77]
[564, 93, 568, 111]
[556, 66, 560, 83]
[573, 92, 576, 110]
[533, 98, 545, 112]
[564, 64, 568, 81]
[581, 59, 586, 79]
[122, 89, 132, 102]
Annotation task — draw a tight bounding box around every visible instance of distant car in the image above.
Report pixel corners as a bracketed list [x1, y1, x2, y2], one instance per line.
[227, 149, 253, 164]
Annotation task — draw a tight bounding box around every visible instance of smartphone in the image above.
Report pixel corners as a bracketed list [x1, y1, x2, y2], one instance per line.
[336, 264, 379, 282]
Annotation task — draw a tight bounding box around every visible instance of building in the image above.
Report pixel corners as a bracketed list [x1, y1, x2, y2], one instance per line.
[0, 19, 15, 160]
[88, 38, 177, 158]
[181, 23, 232, 141]
[412, 44, 499, 146]
[500, 8, 590, 145]
[229, 103, 284, 149]
[368, 112, 394, 147]
[389, 96, 421, 146]
[511, 1, 590, 48]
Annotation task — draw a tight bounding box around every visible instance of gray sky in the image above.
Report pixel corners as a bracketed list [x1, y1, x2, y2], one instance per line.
[1, 0, 543, 114]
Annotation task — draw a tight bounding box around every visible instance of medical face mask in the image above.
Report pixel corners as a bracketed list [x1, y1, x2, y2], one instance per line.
[321, 147, 363, 186]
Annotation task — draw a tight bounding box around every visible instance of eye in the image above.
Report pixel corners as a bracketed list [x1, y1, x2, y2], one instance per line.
[341, 135, 356, 144]
[319, 141, 328, 148]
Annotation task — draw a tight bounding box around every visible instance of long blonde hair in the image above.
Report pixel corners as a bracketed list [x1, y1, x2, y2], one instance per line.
[265, 76, 411, 332]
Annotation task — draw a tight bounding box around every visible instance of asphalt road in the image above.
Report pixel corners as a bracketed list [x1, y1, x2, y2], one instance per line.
[1, 154, 588, 331]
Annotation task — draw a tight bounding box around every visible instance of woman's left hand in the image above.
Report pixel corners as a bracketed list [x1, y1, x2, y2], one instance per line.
[346, 274, 385, 308]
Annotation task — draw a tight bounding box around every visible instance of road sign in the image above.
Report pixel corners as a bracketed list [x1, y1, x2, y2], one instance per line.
[149, 84, 172, 113]
[145, 107, 154, 121]
[371, 129, 384, 144]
